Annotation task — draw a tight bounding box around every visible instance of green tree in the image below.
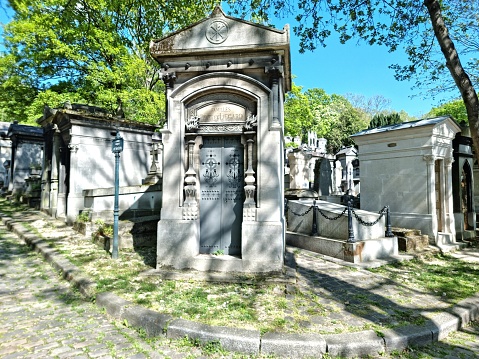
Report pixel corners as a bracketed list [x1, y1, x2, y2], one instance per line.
[284, 85, 368, 153]
[368, 113, 402, 129]
[0, 0, 217, 124]
[284, 83, 314, 141]
[231, 0, 479, 161]
[426, 98, 468, 124]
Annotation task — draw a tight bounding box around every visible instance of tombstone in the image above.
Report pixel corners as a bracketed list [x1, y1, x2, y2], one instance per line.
[332, 160, 343, 195]
[352, 116, 461, 247]
[316, 138, 327, 154]
[150, 6, 290, 273]
[452, 134, 475, 241]
[38, 104, 160, 223]
[4, 121, 43, 196]
[288, 149, 311, 189]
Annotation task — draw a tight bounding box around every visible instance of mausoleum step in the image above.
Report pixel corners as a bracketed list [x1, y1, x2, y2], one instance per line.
[391, 227, 422, 237]
[396, 234, 429, 253]
[75, 215, 159, 250]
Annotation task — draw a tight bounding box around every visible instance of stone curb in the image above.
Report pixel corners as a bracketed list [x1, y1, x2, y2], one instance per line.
[2, 212, 479, 358]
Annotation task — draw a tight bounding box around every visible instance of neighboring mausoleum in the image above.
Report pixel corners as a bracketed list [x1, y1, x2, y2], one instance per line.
[150, 6, 291, 273]
[4, 121, 43, 197]
[352, 116, 462, 248]
[38, 103, 160, 224]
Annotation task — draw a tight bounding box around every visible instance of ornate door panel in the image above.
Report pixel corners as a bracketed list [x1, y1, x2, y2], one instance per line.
[200, 137, 243, 255]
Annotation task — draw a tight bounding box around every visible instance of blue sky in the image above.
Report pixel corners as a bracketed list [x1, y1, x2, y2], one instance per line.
[284, 25, 458, 119]
[0, 3, 458, 118]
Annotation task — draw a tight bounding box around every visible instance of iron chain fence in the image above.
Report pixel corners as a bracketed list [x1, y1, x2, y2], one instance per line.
[285, 199, 394, 242]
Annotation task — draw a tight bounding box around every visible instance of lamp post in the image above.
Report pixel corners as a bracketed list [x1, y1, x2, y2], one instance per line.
[111, 131, 123, 259]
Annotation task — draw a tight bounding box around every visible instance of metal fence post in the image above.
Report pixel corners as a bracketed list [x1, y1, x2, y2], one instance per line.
[385, 205, 394, 237]
[347, 200, 355, 243]
[311, 200, 319, 236]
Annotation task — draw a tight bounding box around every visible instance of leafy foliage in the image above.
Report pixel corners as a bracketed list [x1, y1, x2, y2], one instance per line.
[0, 0, 217, 124]
[368, 113, 402, 129]
[426, 98, 468, 124]
[284, 84, 368, 153]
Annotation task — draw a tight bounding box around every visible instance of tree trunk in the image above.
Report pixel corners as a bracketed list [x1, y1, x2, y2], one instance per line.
[424, 0, 479, 160]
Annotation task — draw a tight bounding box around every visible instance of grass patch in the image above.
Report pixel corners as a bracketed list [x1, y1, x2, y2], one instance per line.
[369, 253, 479, 304]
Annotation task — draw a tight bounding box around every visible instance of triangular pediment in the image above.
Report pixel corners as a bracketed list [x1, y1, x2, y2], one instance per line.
[150, 6, 289, 58]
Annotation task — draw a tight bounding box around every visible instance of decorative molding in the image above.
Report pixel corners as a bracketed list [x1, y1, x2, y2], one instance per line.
[186, 116, 200, 131]
[444, 157, 454, 167]
[68, 143, 79, 153]
[244, 114, 257, 130]
[198, 124, 244, 133]
[162, 72, 177, 89]
[423, 155, 436, 163]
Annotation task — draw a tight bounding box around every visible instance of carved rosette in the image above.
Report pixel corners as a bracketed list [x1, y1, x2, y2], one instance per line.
[243, 138, 256, 222]
[183, 140, 198, 220]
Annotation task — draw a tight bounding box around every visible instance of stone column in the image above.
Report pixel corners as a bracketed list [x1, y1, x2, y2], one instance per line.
[162, 71, 176, 130]
[444, 156, 456, 238]
[423, 154, 437, 241]
[244, 138, 256, 222]
[183, 139, 198, 220]
[265, 64, 283, 128]
[50, 126, 61, 216]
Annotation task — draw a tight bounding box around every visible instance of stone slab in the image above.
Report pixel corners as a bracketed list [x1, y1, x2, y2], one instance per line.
[382, 324, 433, 352]
[323, 330, 385, 358]
[121, 305, 172, 337]
[166, 318, 260, 355]
[428, 312, 461, 341]
[286, 231, 398, 263]
[260, 332, 326, 358]
[95, 292, 130, 319]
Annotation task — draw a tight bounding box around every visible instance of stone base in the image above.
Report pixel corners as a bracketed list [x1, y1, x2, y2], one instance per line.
[157, 219, 284, 274]
[392, 228, 429, 252]
[286, 231, 398, 264]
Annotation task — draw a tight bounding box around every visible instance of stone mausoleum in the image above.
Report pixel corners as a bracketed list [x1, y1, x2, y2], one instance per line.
[38, 104, 160, 224]
[150, 6, 290, 273]
[352, 116, 462, 248]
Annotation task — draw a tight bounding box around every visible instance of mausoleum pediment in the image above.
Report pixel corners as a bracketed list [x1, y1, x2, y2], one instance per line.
[150, 6, 291, 91]
[150, 6, 289, 56]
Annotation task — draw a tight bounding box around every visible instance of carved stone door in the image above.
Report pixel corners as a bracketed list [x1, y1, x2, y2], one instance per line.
[199, 136, 243, 255]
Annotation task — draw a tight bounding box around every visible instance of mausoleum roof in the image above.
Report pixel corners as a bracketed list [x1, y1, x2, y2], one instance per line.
[7, 121, 43, 138]
[149, 5, 291, 91]
[351, 116, 461, 138]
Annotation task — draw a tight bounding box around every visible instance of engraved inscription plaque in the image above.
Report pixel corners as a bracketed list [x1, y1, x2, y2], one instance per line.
[200, 136, 243, 255]
[196, 103, 245, 124]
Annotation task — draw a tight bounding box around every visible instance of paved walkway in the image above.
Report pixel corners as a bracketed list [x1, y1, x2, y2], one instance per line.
[0, 225, 192, 359]
[1, 208, 479, 358]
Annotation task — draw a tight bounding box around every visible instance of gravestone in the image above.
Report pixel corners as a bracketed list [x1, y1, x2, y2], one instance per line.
[150, 6, 290, 273]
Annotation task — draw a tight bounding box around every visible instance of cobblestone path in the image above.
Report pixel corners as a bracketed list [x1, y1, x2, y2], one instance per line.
[0, 225, 189, 359]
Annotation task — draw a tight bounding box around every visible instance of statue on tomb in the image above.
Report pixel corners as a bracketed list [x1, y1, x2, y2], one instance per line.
[332, 160, 343, 195]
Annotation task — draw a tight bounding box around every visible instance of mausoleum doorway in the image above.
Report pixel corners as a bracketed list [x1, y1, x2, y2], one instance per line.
[199, 136, 244, 255]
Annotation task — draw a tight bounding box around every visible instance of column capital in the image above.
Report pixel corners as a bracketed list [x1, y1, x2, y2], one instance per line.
[423, 154, 436, 163]
[444, 156, 454, 167]
[162, 72, 177, 89]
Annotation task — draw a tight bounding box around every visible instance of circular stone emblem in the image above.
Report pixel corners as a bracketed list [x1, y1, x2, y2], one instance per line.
[206, 20, 229, 44]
